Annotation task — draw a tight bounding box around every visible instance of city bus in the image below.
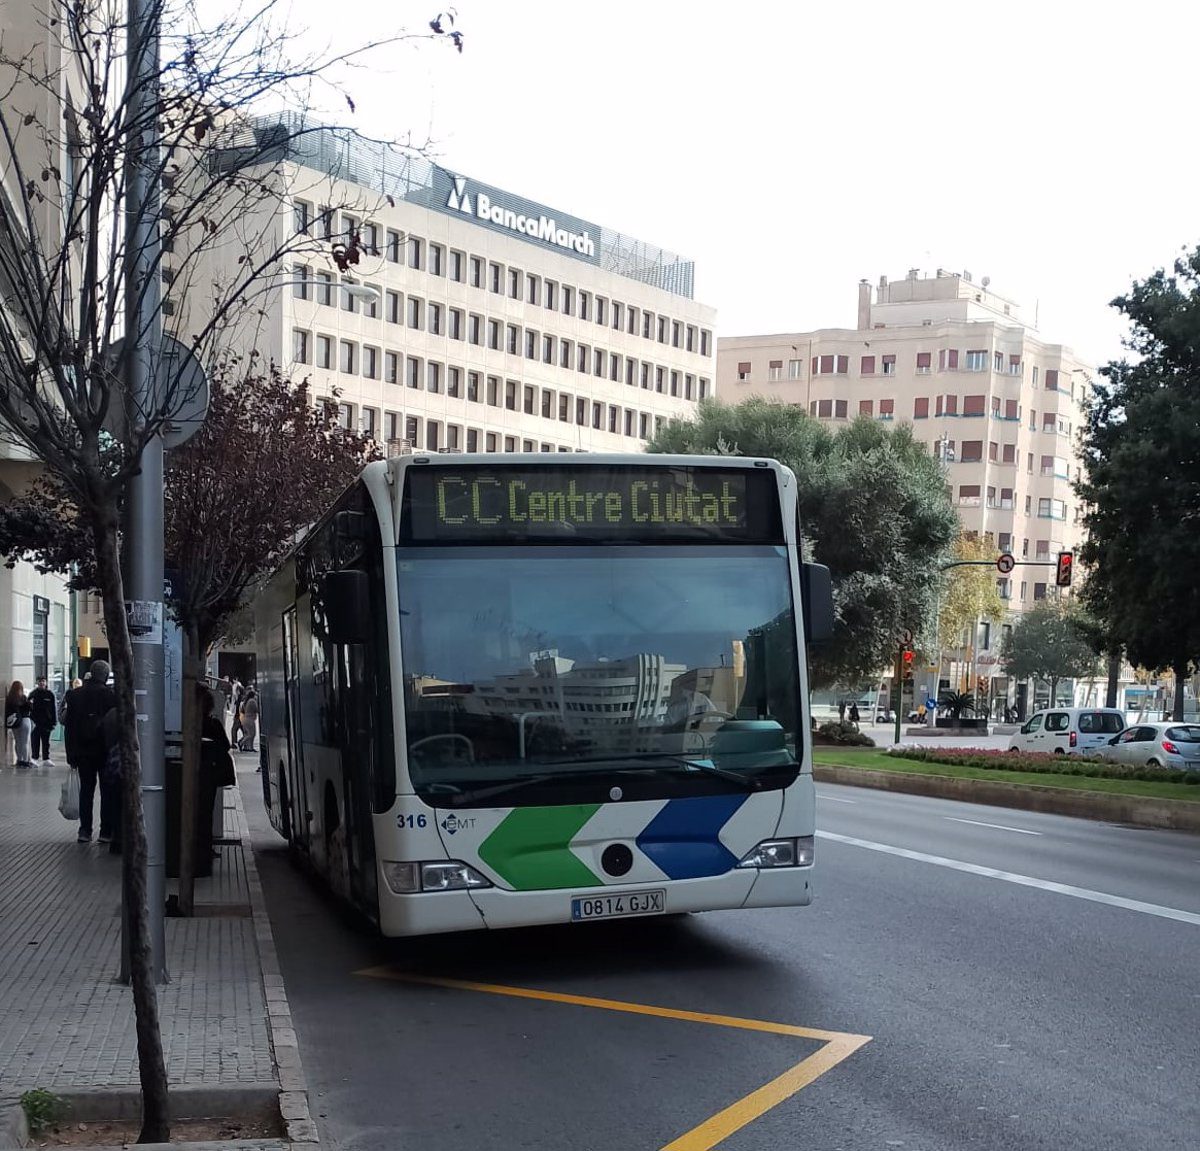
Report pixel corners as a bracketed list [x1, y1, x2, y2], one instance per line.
[254, 454, 833, 936]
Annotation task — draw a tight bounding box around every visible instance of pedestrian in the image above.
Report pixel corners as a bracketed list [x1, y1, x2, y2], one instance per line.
[5, 681, 34, 768]
[238, 687, 259, 753]
[229, 678, 244, 747]
[199, 686, 235, 852]
[837, 698, 847, 724]
[60, 659, 117, 843]
[29, 676, 57, 766]
[848, 702, 860, 725]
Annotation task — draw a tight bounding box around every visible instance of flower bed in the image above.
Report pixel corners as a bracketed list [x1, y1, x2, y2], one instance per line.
[887, 746, 1200, 785]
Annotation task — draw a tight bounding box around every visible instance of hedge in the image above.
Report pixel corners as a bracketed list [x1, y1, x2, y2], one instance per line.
[887, 746, 1200, 785]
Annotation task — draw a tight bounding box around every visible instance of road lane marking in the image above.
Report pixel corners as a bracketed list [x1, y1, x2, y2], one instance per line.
[944, 816, 1041, 836]
[356, 969, 871, 1149]
[817, 831, 1200, 927]
[818, 794, 858, 804]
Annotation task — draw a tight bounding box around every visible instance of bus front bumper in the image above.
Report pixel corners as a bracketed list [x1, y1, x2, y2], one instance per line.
[375, 867, 812, 937]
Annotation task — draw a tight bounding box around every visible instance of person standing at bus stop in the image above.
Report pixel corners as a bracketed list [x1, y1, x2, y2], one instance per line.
[29, 676, 57, 765]
[61, 661, 116, 843]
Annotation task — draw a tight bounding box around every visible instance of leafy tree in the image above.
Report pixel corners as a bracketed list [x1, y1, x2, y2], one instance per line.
[1077, 249, 1200, 720]
[0, 362, 378, 911]
[0, 1, 460, 1137]
[937, 533, 1006, 653]
[1001, 600, 1099, 705]
[649, 399, 958, 687]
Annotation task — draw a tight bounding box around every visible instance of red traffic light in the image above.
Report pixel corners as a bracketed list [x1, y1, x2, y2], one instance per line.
[1055, 551, 1074, 587]
[902, 649, 915, 665]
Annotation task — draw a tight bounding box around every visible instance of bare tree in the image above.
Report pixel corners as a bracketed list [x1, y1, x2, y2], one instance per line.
[0, 1, 460, 1138]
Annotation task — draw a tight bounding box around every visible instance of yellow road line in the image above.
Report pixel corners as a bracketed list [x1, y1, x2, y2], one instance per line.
[355, 968, 871, 1151]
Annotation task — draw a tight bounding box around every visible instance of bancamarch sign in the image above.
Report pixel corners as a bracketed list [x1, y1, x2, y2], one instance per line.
[436, 170, 600, 265]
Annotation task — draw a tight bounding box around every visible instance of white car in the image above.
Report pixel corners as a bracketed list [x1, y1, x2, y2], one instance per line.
[1008, 707, 1126, 756]
[1095, 722, 1200, 770]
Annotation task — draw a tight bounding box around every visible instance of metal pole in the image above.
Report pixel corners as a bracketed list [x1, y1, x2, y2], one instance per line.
[124, 0, 167, 985]
[893, 646, 902, 746]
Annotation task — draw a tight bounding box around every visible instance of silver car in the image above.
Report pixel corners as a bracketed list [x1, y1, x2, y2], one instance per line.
[1097, 723, 1200, 770]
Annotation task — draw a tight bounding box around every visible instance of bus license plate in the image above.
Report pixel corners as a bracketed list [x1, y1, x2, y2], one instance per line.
[571, 890, 665, 922]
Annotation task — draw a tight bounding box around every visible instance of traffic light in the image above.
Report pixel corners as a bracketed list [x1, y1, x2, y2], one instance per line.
[1055, 551, 1074, 588]
[902, 649, 914, 680]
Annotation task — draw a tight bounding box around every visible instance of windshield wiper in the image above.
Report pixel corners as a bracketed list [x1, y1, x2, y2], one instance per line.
[616, 754, 765, 791]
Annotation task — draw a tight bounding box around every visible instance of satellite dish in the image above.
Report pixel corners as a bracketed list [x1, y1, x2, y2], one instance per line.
[982, 276, 991, 288]
[104, 335, 209, 448]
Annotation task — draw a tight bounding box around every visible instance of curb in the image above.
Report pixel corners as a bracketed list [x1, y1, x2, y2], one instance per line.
[813, 764, 1200, 831]
[230, 785, 322, 1150]
[0, 1104, 27, 1150]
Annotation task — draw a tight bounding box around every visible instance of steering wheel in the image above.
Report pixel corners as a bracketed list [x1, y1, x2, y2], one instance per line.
[410, 734, 475, 766]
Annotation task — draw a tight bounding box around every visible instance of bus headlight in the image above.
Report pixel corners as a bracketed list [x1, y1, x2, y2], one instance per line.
[736, 837, 814, 869]
[381, 860, 492, 893]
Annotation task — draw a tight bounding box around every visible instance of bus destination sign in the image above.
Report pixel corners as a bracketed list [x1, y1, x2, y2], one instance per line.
[401, 465, 782, 544]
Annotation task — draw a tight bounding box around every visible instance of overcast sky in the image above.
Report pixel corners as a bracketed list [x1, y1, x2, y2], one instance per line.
[263, 0, 1198, 365]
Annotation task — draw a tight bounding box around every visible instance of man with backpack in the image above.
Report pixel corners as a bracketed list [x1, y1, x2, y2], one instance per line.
[29, 677, 58, 765]
[61, 661, 117, 843]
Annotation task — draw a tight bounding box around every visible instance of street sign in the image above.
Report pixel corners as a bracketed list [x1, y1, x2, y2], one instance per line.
[104, 334, 209, 448]
[897, 628, 914, 647]
[996, 552, 1016, 574]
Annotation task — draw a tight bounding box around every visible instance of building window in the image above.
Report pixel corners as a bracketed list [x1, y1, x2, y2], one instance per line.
[317, 205, 333, 239]
[561, 340, 573, 369]
[787, 359, 802, 379]
[428, 302, 442, 335]
[879, 398, 894, 418]
[449, 249, 465, 282]
[594, 348, 605, 378]
[643, 311, 652, 339]
[672, 320, 682, 348]
[1009, 355, 1021, 375]
[449, 308, 464, 340]
[486, 433, 498, 452]
[427, 362, 441, 393]
[316, 272, 334, 307]
[508, 267, 521, 299]
[407, 296, 422, 329]
[701, 330, 711, 357]
[543, 334, 555, 364]
[882, 354, 896, 375]
[613, 302, 624, 331]
[362, 285, 379, 319]
[737, 361, 751, 382]
[1045, 368, 1060, 391]
[292, 329, 310, 364]
[386, 230, 401, 262]
[360, 407, 377, 438]
[426, 422, 439, 451]
[596, 298, 607, 327]
[960, 440, 983, 462]
[487, 319, 500, 351]
[994, 351, 1003, 373]
[544, 280, 557, 310]
[339, 340, 356, 374]
[507, 325, 519, 355]
[363, 345, 378, 380]
[467, 372, 481, 403]
[541, 389, 553, 419]
[336, 401, 353, 430]
[489, 262, 502, 294]
[341, 279, 358, 313]
[768, 360, 783, 381]
[316, 335, 333, 369]
[578, 344, 589, 374]
[859, 399, 873, 416]
[505, 380, 517, 410]
[406, 356, 421, 389]
[579, 291, 590, 321]
[470, 256, 483, 288]
[835, 399, 848, 418]
[963, 394, 986, 416]
[487, 376, 500, 406]
[914, 397, 929, 418]
[562, 285, 574, 316]
[1034, 583, 1047, 601]
[965, 349, 987, 372]
[861, 355, 875, 375]
[361, 222, 379, 255]
[466, 428, 478, 452]
[817, 399, 832, 418]
[657, 315, 667, 343]
[504, 436, 516, 453]
[408, 236, 423, 270]
[429, 243, 444, 277]
[958, 484, 981, 505]
[916, 352, 932, 374]
[559, 394, 570, 421]
[385, 352, 398, 384]
[527, 274, 540, 305]
[293, 200, 310, 234]
[612, 354, 622, 383]
[386, 290, 400, 324]
[292, 265, 311, 299]
[939, 349, 960, 371]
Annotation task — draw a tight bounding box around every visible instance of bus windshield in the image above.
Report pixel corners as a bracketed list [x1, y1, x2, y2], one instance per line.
[397, 545, 802, 805]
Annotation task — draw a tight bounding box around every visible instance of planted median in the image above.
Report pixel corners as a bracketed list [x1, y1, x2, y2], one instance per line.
[812, 746, 1200, 803]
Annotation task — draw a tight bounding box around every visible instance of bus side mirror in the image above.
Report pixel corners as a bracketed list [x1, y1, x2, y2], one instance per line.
[801, 563, 834, 643]
[323, 570, 371, 645]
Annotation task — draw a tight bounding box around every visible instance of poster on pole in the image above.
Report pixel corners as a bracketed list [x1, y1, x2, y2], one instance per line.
[125, 600, 163, 645]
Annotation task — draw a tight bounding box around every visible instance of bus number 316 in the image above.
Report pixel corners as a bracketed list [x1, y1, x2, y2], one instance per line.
[397, 814, 428, 829]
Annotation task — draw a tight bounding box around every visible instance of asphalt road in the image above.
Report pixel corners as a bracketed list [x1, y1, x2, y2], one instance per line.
[243, 769, 1200, 1151]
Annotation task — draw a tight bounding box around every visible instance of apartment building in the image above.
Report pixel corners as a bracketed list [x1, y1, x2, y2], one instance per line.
[171, 118, 716, 458]
[717, 269, 1094, 709]
[0, 2, 81, 696]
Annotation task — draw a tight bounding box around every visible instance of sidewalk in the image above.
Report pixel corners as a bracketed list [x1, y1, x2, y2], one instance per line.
[0, 753, 312, 1144]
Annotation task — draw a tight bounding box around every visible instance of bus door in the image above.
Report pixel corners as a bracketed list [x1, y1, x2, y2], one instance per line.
[282, 606, 309, 851]
[335, 640, 379, 913]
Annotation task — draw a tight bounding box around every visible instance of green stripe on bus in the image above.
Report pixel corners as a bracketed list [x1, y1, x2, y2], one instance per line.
[478, 805, 603, 891]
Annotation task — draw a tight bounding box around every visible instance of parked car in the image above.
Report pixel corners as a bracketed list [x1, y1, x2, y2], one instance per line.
[1094, 722, 1200, 770]
[1008, 707, 1126, 756]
